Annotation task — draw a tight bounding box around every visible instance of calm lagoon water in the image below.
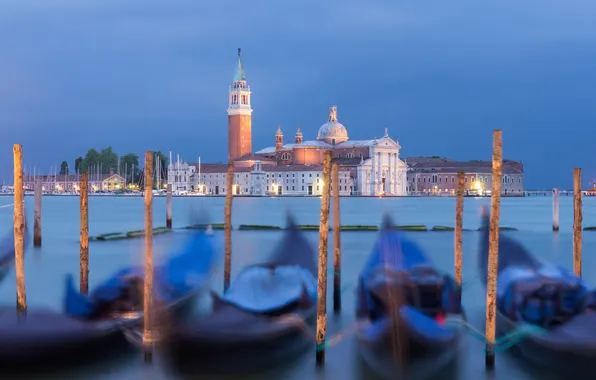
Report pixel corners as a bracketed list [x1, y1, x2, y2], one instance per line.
[0, 195, 594, 380]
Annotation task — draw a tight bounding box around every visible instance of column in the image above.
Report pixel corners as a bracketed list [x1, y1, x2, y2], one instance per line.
[394, 153, 399, 195]
[387, 152, 392, 195]
[370, 151, 375, 195]
[378, 152, 382, 194]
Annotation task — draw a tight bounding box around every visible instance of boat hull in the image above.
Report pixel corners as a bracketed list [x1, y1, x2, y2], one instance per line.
[164, 303, 316, 375]
[0, 309, 135, 372]
[497, 310, 596, 376]
[356, 315, 464, 380]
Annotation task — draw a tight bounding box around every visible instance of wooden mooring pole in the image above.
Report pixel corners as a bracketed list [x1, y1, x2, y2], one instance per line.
[454, 172, 464, 301]
[166, 183, 172, 228]
[143, 151, 154, 363]
[316, 150, 332, 366]
[573, 168, 582, 277]
[80, 172, 89, 295]
[13, 144, 27, 316]
[485, 130, 502, 369]
[552, 188, 559, 232]
[33, 178, 42, 247]
[332, 162, 341, 313]
[223, 161, 234, 292]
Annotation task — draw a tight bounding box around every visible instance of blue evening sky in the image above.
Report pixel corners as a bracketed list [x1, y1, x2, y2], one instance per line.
[1, 0, 595, 189]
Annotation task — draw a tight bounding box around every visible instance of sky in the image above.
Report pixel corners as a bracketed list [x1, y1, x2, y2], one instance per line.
[1, 0, 595, 189]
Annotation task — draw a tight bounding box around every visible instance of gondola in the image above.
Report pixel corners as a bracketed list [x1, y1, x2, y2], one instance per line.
[478, 207, 596, 376]
[0, 229, 216, 370]
[355, 215, 465, 379]
[161, 214, 318, 375]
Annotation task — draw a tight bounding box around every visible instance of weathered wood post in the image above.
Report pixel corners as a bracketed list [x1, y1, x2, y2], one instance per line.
[573, 168, 582, 277]
[143, 151, 154, 363]
[316, 150, 332, 366]
[223, 161, 234, 292]
[454, 172, 464, 301]
[332, 162, 341, 313]
[553, 188, 559, 231]
[552, 188, 559, 231]
[33, 178, 42, 247]
[485, 130, 502, 369]
[166, 183, 172, 228]
[13, 144, 27, 316]
[80, 172, 89, 294]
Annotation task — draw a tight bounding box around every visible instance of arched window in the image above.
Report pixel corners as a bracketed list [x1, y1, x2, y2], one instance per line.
[281, 152, 291, 160]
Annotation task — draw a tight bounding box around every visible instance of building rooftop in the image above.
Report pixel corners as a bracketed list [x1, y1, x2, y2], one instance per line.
[404, 156, 523, 175]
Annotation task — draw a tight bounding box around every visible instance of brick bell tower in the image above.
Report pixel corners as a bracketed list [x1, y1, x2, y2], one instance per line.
[227, 48, 253, 161]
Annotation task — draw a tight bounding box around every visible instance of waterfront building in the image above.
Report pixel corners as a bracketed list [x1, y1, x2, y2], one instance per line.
[167, 159, 195, 192]
[23, 173, 126, 192]
[405, 157, 525, 196]
[183, 48, 408, 196]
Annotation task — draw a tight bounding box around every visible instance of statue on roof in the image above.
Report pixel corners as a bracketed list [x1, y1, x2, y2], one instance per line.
[328, 106, 338, 123]
[384, 127, 388, 137]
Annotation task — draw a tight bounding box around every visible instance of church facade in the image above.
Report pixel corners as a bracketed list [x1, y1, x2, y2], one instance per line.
[184, 49, 408, 196]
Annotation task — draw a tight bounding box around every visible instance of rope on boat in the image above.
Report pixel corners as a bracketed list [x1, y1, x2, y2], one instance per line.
[275, 313, 367, 351]
[0, 203, 14, 209]
[444, 316, 547, 352]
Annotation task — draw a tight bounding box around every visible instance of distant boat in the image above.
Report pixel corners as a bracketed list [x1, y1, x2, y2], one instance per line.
[355, 215, 465, 379]
[478, 208, 596, 376]
[0, 230, 216, 370]
[160, 214, 318, 375]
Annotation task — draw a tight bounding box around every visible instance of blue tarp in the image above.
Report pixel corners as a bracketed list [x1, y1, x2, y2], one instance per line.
[223, 265, 317, 313]
[219, 214, 318, 313]
[357, 217, 460, 342]
[478, 211, 596, 326]
[64, 231, 218, 319]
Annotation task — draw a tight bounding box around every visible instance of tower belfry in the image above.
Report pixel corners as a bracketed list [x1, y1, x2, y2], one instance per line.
[227, 48, 253, 161]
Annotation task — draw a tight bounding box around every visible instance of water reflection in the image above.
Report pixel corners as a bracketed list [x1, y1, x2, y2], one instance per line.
[0, 196, 593, 379]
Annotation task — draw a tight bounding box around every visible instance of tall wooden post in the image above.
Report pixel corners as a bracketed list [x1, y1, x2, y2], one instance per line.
[316, 150, 332, 365]
[454, 172, 464, 301]
[13, 144, 27, 315]
[552, 188, 560, 231]
[485, 130, 502, 369]
[33, 178, 42, 247]
[223, 162, 234, 292]
[573, 169, 582, 277]
[143, 152, 154, 363]
[80, 172, 89, 294]
[166, 183, 173, 228]
[332, 162, 341, 313]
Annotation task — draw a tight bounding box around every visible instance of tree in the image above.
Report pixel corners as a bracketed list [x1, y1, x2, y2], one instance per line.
[80, 149, 100, 173]
[60, 161, 69, 175]
[99, 147, 118, 174]
[74, 157, 83, 173]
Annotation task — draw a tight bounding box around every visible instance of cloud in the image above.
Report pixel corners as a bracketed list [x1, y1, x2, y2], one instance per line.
[0, 0, 596, 187]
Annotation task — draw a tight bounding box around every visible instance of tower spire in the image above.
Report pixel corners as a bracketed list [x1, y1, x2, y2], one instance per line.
[234, 47, 246, 81]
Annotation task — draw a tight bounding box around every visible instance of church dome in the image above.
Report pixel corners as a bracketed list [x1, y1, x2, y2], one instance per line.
[317, 106, 348, 144]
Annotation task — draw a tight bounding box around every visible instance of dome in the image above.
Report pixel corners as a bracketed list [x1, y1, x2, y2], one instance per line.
[317, 106, 348, 144]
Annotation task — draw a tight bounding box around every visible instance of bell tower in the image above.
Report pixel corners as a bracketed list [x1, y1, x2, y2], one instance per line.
[227, 48, 253, 161]
[275, 125, 283, 151]
[295, 126, 303, 144]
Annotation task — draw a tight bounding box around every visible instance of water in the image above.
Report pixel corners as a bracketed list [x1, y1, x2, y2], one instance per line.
[0, 195, 594, 380]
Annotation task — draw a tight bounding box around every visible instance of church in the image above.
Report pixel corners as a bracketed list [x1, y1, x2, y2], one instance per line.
[179, 49, 408, 196]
